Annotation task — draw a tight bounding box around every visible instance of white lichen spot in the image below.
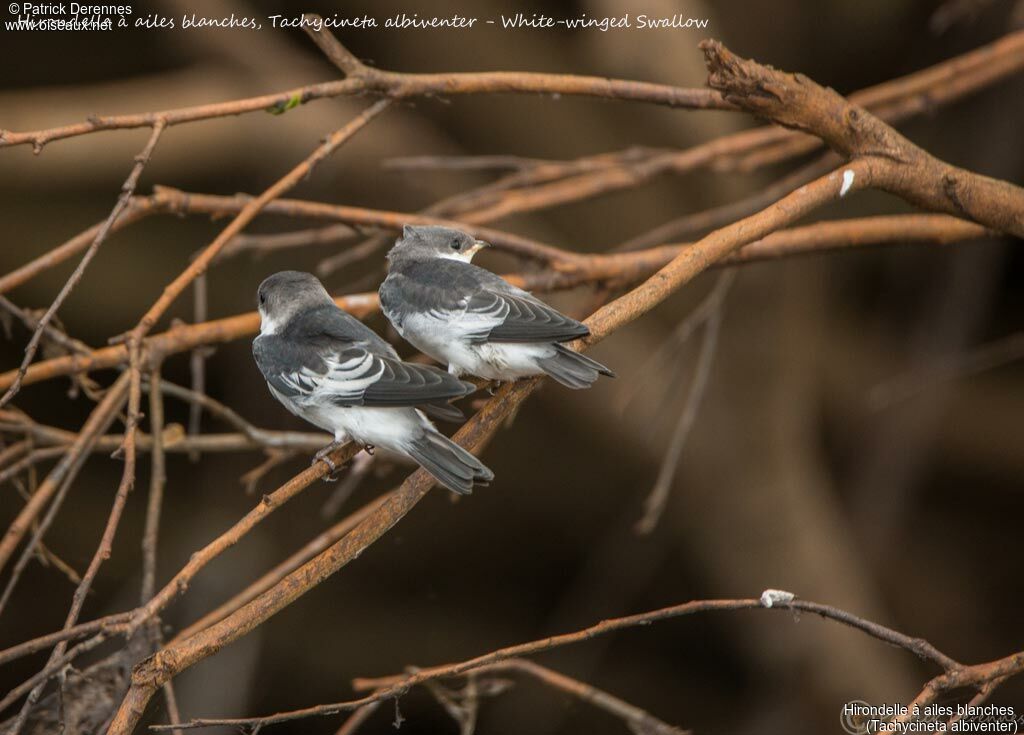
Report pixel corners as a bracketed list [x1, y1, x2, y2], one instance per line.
[760, 588, 796, 608]
[840, 169, 855, 197]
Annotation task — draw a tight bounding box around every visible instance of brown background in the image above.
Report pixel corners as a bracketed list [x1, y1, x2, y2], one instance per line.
[1, 0, 1022, 732]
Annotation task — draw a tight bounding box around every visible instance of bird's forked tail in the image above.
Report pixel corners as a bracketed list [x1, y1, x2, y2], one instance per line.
[537, 343, 615, 390]
[406, 430, 494, 495]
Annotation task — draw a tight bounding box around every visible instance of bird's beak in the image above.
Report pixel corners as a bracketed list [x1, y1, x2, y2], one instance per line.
[467, 240, 490, 258]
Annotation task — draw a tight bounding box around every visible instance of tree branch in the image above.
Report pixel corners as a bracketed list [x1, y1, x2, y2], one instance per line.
[0, 52, 730, 152]
[126, 100, 391, 343]
[0, 120, 165, 408]
[148, 593, 963, 730]
[700, 40, 1024, 237]
[0, 213, 995, 393]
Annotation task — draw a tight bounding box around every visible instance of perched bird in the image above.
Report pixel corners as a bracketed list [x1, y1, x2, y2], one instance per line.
[380, 225, 614, 389]
[252, 271, 493, 495]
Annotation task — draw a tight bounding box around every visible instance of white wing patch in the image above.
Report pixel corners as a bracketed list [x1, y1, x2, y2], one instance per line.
[406, 297, 508, 347]
[447, 294, 509, 341]
[281, 349, 384, 404]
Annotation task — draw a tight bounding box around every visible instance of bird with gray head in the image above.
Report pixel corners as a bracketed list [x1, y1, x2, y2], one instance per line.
[252, 271, 493, 495]
[380, 225, 614, 389]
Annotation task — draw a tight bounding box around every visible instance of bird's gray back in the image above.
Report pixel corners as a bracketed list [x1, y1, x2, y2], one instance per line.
[381, 259, 514, 323]
[382, 258, 588, 345]
[254, 301, 472, 408]
[253, 304, 393, 401]
[288, 304, 399, 358]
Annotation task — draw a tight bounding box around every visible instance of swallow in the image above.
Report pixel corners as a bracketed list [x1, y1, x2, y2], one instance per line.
[379, 225, 614, 389]
[252, 271, 493, 494]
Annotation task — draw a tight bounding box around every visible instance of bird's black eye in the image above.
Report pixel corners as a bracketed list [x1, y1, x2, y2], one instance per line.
[259, 291, 266, 306]
[450, 239, 462, 251]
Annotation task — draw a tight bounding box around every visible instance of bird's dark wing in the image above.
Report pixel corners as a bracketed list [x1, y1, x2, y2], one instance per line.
[382, 259, 589, 345]
[421, 401, 467, 423]
[466, 289, 589, 343]
[253, 305, 473, 408]
[357, 353, 474, 407]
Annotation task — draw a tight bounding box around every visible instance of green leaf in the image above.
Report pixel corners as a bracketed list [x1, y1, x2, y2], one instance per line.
[266, 93, 303, 116]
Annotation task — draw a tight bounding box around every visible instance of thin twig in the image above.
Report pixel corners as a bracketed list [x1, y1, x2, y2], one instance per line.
[0, 373, 131, 575]
[161, 682, 185, 735]
[171, 491, 391, 643]
[187, 275, 208, 462]
[5, 341, 143, 734]
[0, 458, 57, 496]
[142, 363, 185, 735]
[0, 213, 993, 395]
[0, 120, 165, 408]
[0, 295, 94, 356]
[466, 659, 688, 735]
[301, 14, 369, 77]
[141, 364, 166, 605]
[126, 100, 392, 345]
[0, 58, 729, 152]
[333, 700, 381, 735]
[151, 594, 959, 730]
[220, 224, 357, 260]
[618, 151, 840, 250]
[0, 453, 87, 617]
[384, 153, 549, 172]
[635, 271, 734, 534]
[0, 611, 133, 667]
[154, 378, 331, 448]
[151, 187, 575, 264]
[0, 628, 120, 714]
[0, 198, 159, 296]
[123, 440, 361, 639]
[869, 331, 1024, 409]
[0, 416, 327, 456]
[8, 347, 143, 733]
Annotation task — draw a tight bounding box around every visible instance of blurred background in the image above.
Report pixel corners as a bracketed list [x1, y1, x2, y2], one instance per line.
[1, 0, 1022, 732]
